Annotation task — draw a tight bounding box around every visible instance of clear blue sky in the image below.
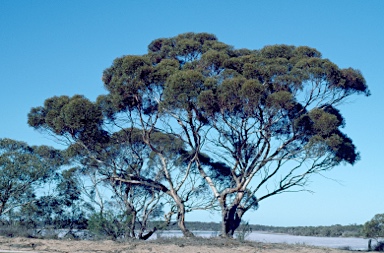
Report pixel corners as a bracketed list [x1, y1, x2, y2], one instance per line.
[1, 0, 383, 227]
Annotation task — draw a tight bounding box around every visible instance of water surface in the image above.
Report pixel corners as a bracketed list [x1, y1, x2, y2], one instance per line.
[155, 230, 370, 250]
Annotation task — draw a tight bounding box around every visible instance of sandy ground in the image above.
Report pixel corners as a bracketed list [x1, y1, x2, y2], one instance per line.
[0, 236, 370, 253]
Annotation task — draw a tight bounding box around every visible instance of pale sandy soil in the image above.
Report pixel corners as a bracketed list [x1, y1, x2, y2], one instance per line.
[0, 236, 371, 253]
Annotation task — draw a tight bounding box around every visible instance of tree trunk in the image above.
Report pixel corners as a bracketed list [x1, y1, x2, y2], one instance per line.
[177, 203, 194, 237]
[221, 204, 243, 238]
[138, 227, 157, 240]
[130, 210, 137, 238]
[138, 211, 155, 240]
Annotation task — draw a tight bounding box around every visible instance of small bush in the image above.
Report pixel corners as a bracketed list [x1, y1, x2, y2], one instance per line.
[235, 221, 252, 242]
[338, 246, 352, 251]
[87, 211, 132, 240]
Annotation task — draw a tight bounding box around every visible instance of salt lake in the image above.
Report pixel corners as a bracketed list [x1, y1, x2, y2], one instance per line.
[155, 231, 370, 250]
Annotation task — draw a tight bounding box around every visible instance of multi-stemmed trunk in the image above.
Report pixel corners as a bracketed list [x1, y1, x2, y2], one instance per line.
[112, 175, 194, 238]
[219, 198, 246, 238]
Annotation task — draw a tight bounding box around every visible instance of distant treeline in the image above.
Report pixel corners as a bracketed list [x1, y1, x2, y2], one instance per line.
[152, 221, 363, 237]
[249, 223, 363, 237]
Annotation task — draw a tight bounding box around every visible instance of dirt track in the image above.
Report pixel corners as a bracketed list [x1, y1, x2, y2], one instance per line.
[0, 236, 368, 253]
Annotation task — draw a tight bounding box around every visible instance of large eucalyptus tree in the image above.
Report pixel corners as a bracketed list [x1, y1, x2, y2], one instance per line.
[29, 32, 369, 237]
[101, 32, 369, 237]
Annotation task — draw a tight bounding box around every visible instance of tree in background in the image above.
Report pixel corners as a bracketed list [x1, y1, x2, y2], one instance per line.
[12, 167, 90, 237]
[0, 138, 64, 219]
[54, 168, 91, 237]
[363, 214, 384, 251]
[28, 32, 369, 237]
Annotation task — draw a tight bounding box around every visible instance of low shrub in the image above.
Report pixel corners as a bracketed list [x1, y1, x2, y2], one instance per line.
[235, 221, 252, 242]
[0, 225, 35, 238]
[374, 241, 384, 252]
